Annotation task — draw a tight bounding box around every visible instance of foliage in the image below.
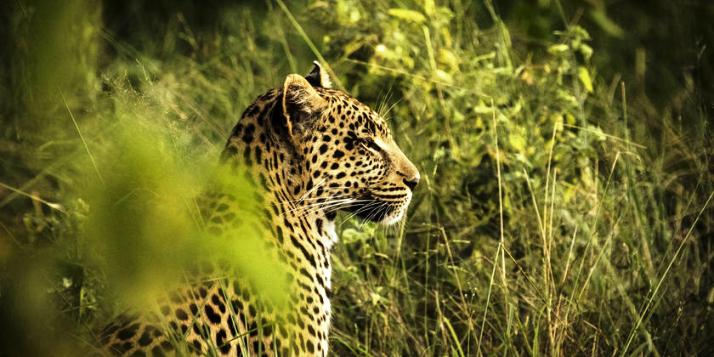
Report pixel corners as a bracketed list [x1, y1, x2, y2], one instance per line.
[0, 0, 711, 355]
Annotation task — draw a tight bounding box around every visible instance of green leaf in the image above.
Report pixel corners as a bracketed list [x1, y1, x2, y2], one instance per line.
[547, 44, 569, 55]
[578, 66, 594, 93]
[387, 8, 426, 23]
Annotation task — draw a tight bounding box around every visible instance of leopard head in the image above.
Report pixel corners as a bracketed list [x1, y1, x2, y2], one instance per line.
[282, 62, 419, 225]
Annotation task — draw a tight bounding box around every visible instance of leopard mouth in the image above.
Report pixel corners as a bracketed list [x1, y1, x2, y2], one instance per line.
[340, 194, 409, 225]
[344, 200, 395, 222]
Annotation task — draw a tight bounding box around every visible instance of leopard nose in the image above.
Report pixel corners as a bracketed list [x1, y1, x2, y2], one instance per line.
[403, 174, 420, 191]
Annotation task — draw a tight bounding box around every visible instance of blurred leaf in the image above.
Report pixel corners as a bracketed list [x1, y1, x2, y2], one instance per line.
[548, 44, 569, 55]
[387, 8, 426, 23]
[589, 8, 625, 38]
[578, 66, 594, 93]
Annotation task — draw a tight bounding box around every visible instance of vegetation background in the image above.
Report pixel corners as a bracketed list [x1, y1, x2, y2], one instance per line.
[1, 0, 712, 355]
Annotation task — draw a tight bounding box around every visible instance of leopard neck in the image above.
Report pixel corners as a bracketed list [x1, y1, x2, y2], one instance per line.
[222, 89, 338, 253]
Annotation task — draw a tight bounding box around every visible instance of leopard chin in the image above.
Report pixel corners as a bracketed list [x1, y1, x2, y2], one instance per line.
[381, 204, 408, 225]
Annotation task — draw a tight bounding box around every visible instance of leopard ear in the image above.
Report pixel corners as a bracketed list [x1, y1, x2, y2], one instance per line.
[282, 73, 327, 138]
[304, 61, 332, 89]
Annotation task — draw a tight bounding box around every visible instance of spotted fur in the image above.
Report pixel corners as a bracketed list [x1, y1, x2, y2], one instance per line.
[98, 62, 419, 356]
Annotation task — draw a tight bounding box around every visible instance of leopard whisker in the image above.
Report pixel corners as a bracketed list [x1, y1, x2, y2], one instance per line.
[285, 198, 355, 215]
[286, 198, 372, 216]
[295, 177, 328, 203]
[343, 200, 383, 223]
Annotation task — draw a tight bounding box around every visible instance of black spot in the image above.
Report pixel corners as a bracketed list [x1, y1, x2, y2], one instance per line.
[246, 104, 259, 117]
[216, 329, 230, 354]
[211, 294, 226, 313]
[112, 342, 133, 354]
[232, 298, 244, 312]
[243, 146, 253, 165]
[315, 218, 323, 233]
[333, 150, 344, 158]
[244, 123, 256, 135]
[151, 346, 164, 357]
[191, 340, 203, 353]
[230, 123, 244, 136]
[254, 146, 262, 162]
[276, 226, 285, 243]
[138, 330, 153, 347]
[366, 120, 376, 133]
[117, 323, 140, 340]
[242, 123, 256, 144]
[204, 305, 222, 324]
[228, 316, 238, 337]
[252, 340, 264, 354]
[248, 320, 259, 337]
[278, 324, 289, 339]
[307, 340, 315, 353]
[238, 311, 247, 326]
[160, 340, 174, 351]
[291, 236, 316, 267]
[283, 217, 294, 230]
[175, 308, 188, 321]
[263, 324, 273, 337]
[300, 268, 312, 281]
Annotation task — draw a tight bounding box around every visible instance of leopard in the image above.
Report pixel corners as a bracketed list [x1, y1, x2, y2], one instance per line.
[97, 61, 420, 356]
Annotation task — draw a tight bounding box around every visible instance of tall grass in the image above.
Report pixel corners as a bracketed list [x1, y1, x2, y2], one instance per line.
[1, 0, 712, 355]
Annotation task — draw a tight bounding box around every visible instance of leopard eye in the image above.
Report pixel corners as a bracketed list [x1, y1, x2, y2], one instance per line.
[360, 138, 382, 152]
